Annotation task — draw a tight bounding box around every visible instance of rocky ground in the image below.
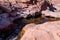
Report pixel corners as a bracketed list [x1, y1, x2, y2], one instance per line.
[0, 0, 60, 40]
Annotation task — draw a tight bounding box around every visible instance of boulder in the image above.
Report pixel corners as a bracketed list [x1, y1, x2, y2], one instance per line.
[20, 21, 60, 40]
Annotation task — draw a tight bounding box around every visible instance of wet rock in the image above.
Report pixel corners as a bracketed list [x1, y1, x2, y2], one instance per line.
[0, 5, 12, 13]
[0, 13, 12, 29]
[0, 13, 25, 40]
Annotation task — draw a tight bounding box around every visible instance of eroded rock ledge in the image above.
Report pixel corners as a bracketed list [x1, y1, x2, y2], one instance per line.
[0, 0, 55, 18]
[0, 0, 55, 30]
[42, 4, 60, 18]
[20, 21, 60, 40]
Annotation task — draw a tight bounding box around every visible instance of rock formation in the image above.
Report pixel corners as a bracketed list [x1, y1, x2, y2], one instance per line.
[0, 0, 60, 40]
[20, 21, 60, 40]
[0, 0, 54, 18]
[0, 0, 54, 31]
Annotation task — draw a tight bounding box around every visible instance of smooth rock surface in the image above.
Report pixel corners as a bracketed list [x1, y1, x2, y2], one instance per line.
[21, 21, 60, 40]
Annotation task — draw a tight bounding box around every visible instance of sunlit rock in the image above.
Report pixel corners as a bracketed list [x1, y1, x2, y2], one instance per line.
[20, 21, 60, 40]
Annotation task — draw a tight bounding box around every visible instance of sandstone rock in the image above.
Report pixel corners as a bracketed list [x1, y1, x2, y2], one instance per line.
[42, 2, 60, 18]
[51, 0, 60, 4]
[21, 29, 54, 40]
[1, 0, 60, 19]
[42, 10, 60, 18]
[20, 21, 60, 40]
[0, 0, 53, 18]
[19, 0, 30, 2]
[22, 23, 36, 32]
[0, 0, 60, 40]
[53, 4, 60, 12]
